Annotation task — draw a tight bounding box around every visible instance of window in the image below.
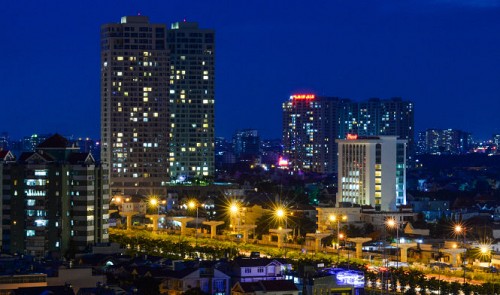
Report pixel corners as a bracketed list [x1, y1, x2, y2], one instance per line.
[244, 268, 251, 274]
[257, 267, 264, 273]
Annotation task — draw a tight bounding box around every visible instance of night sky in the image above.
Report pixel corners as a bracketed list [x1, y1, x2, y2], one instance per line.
[1, 0, 500, 141]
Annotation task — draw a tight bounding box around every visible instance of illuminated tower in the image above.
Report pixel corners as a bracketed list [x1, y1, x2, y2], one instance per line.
[167, 22, 215, 182]
[101, 16, 169, 195]
[282, 94, 348, 174]
[337, 135, 407, 211]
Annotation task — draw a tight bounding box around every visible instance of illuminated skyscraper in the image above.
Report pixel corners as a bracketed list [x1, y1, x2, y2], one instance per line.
[337, 136, 407, 211]
[282, 95, 414, 173]
[101, 16, 169, 195]
[167, 22, 215, 182]
[282, 94, 347, 174]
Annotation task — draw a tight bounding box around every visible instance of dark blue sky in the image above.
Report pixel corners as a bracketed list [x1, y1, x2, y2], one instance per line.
[1, 0, 500, 140]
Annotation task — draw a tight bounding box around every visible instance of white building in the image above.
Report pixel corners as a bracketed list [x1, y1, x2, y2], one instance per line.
[337, 135, 406, 211]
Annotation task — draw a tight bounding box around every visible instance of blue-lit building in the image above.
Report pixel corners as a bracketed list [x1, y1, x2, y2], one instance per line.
[288, 267, 365, 295]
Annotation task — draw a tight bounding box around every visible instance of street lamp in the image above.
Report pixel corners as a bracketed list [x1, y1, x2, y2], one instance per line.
[229, 201, 240, 233]
[276, 207, 287, 229]
[188, 200, 201, 246]
[329, 214, 347, 251]
[386, 218, 399, 268]
[453, 223, 467, 283]
[149, 197, 162, 232]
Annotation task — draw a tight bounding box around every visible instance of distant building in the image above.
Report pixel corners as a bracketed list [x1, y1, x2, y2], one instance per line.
[233, 129, 261, 163]
[260, 139, 282, 167]
[0, 132, 9, 151]
[21, 134, 52, 153]
[337, 136, 407, 211]
[1, 134, 109, 256]
[282, 95, 414, 174]
[419, 128, 472, 155]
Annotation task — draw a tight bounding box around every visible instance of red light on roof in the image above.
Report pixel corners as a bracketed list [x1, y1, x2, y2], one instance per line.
[346, 134, 358, 140]
[292, 94, 315, 100]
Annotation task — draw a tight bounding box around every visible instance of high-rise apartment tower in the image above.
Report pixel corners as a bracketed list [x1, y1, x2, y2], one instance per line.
[282, 95, 414, 173]
[167, 22, 215, 182]
[101, 16, 169, 195]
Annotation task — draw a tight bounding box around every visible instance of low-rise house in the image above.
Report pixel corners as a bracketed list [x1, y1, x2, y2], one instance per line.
[404, 223, 430, 237]
[160, 267, 230, 295]
[231, 258, 291, 283]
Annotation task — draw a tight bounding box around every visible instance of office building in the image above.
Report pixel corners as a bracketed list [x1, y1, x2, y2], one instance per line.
[337, 136, 406, 211]
[1, 134, 109, 256]
[167, 21, 215, 182]
[101, 16, 169, 195]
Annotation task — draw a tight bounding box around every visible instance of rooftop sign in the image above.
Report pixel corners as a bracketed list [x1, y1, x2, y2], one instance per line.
[291, 94, 315, 100]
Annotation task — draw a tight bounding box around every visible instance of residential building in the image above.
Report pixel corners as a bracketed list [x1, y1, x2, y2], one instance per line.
[0, 150, 15, 251]
[337, 136, 407, 211]
[282, 94, 348, 174]
[101, 15, 169, 195]
[282, 95, 414, 174]
[420, 128, 472, 155]
[233, 129, 261, 163]
[167, 21, 215, 182]
[231, 258, 290, 283]
[159, 267, 230, 295]
[1, 134, 109, 256]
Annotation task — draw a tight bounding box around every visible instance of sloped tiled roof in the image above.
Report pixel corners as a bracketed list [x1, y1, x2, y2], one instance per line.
[67, 152, 94, 164]
[18, 152, 54, 163]
[237, 282, 263, 292]
[0, 150, 15, 161]
[260, 280, 298, 291]
[37, 133, 69, 148]
[236, 280, 298, 293]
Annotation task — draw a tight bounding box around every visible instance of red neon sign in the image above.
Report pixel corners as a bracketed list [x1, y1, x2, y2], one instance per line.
[278, 156, 289, 166]
[291, 94, 315, 100]
[346, 134, 358, 140]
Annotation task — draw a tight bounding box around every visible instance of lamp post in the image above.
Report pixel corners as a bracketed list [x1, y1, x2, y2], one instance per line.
[338, 233, 344, 264]
[329, 214, 347, 252]
[149, 196, 164, 232]
[386, 218, 399, 268]
[188, 200, 201, 246]
[229, 202, 240, 234]
[276, 207, 287, 229]
[454, 224, 466, 284]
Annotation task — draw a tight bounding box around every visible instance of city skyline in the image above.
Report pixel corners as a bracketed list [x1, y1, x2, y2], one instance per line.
[1, 1, 500, 140]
